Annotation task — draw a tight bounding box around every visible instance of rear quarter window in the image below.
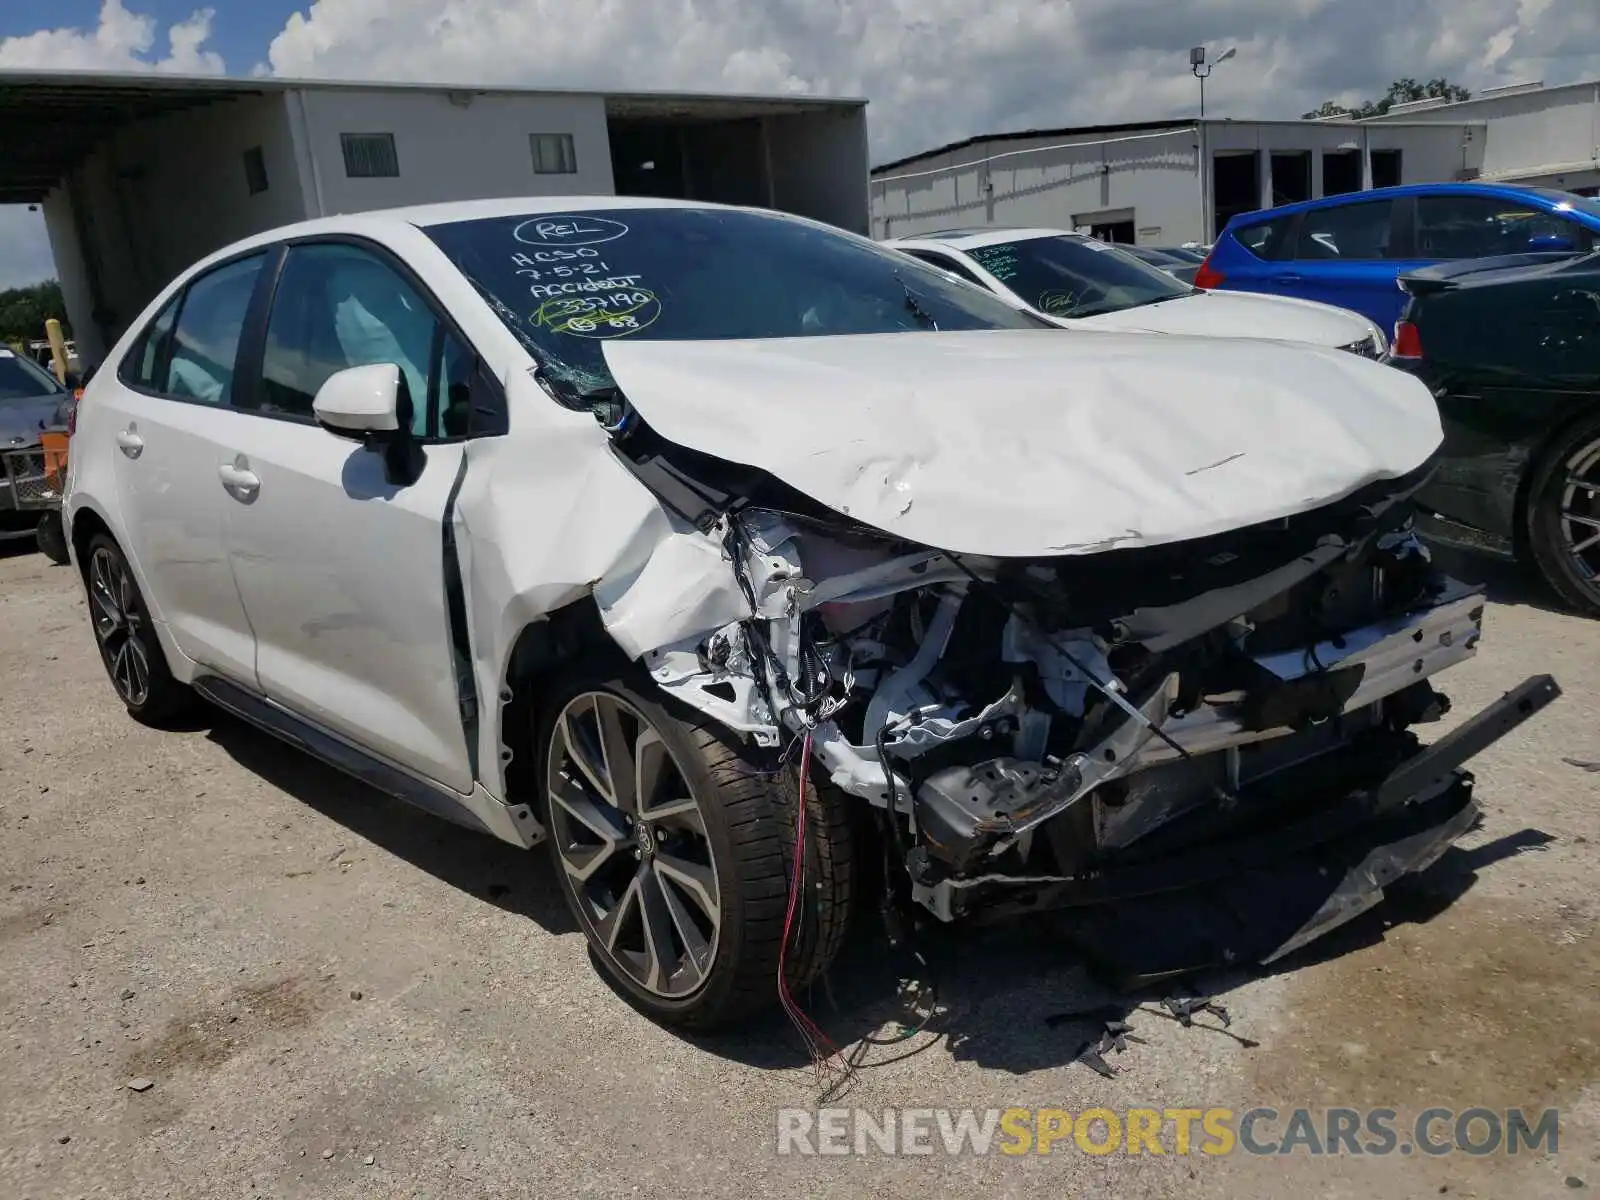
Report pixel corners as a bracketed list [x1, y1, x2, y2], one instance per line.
[1231, 215, 1293, 260]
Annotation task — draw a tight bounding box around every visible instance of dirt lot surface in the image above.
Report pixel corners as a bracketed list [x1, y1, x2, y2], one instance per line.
[1, 542, 1596, 1199]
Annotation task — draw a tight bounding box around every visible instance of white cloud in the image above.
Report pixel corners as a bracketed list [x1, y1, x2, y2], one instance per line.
[0, 0, 225, 74]
[1, 0, 1597, 285]
[266, 0, 1600, 162]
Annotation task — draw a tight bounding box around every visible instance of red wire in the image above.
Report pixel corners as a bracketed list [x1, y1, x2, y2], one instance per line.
[778, 732, 842, 1070]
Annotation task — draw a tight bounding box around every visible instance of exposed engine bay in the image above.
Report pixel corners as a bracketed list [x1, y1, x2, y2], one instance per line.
[610, 431, 1560, 971]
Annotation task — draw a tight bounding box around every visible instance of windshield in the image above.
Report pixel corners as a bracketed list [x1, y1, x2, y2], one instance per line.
[1124, 246, 1184, 267]
[964, 236, 1193, 319]
[423, 206, 1044, 401]
[0, 351, 66, 405]
[1527, 188, 1600, 221]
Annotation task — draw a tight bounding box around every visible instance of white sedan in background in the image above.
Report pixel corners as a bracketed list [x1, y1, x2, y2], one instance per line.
[885, 227, 1389, 358]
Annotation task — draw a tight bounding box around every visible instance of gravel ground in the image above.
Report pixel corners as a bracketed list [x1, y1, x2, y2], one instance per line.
[0, 541, 1596, 1200]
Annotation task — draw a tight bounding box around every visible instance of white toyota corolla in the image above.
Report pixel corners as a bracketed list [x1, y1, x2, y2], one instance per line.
[64, 197, 1555, 1029]
[885, 227, 1390, 357]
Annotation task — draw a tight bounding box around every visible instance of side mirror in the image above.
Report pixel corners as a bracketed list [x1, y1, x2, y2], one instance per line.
[313, 363, 406, 437]
[312, 363, 423, 486]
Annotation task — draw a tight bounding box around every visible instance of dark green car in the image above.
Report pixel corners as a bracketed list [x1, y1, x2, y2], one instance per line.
[1395, 251, 1600, 614]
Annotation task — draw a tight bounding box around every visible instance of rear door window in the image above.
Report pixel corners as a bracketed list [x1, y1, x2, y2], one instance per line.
[164, 255, 268, 405]
[1292, 200, 1397, 261]
[1416, 194, 1596, 258]
[119, 295, 181, 391]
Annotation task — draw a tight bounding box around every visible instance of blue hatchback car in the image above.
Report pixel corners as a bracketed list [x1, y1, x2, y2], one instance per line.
[1198, 183, 1600, 334]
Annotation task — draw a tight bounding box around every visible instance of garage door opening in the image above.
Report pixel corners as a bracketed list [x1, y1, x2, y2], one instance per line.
[1212, 150, 1260, 237]
[608, 118, 770, 208]
[1271, 151, 1312, 206]
[1323, 149, 1363, 196]
[1371, 149, 1403, 190]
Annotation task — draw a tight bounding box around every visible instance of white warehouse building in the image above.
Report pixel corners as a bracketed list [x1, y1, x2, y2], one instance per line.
[0, 70, 869, 364]
[871, 78, 1600, 245]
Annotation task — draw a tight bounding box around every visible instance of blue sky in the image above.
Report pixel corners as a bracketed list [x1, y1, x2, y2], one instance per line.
[0, 1, 289, 70]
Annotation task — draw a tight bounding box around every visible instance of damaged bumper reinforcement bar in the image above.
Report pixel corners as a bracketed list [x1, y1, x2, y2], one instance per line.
[1133, 578, 1486, 767]
[912, 674, 1562, 926]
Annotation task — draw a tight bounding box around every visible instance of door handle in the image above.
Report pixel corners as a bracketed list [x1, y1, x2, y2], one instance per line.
[218, 461, 260, 502]
[1271, 273, 1305, 284]
[115, 429, 144, 458]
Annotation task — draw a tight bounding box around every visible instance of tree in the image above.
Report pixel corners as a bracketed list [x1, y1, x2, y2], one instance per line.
[0, 281, 69, 347]
[1303, 77, 1472, 120]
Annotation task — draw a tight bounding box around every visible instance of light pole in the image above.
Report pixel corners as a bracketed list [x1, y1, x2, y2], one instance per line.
[1190, 45, 1236, 119]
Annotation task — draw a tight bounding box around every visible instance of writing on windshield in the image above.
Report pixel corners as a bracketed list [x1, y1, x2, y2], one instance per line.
[424, 207, 1041, 406]
[969, 236, 1191, 319]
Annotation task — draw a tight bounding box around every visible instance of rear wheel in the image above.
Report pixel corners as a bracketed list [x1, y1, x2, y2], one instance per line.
[1527, 415, 1600, 616]
[83, 534, 191, 724]
[538, 665, 852, 1029]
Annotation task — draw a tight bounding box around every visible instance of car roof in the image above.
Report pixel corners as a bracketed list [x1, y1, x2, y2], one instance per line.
[1223, 182, 1586, 230]
[159, 196, 825, 289]
[210, 195, 797, 251]
[887, 227, 1082, 250]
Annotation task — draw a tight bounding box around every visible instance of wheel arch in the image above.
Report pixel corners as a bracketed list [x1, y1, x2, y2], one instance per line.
[497, 596, 626, 806]
[67, 502, 114, 576]
[1514, 398, 1600, 557]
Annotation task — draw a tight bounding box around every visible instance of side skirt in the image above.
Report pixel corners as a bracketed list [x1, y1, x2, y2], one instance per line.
[192, 675, 543, 849]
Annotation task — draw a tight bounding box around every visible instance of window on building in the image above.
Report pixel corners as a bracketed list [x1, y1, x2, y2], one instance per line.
[531, 132, 578, 175]
[1293, 200, 1397, 261]
[340, 133, 400, 178]
[243, 146, 269, 195]
[1416, 195, 1595, 258]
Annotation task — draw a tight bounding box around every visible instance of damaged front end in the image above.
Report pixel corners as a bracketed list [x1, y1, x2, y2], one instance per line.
[614, 446, 1560, 979]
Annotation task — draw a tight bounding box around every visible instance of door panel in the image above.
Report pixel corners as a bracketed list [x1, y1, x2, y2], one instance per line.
[107, 255, 267, 684]
[1213, 212, 1296, 298]
[1285, 199, 1407, 329]
[224, 430, 473, 792]
[224, 239, 476, 792]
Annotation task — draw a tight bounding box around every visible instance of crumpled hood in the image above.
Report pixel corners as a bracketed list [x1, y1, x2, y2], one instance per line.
[1072, 290, 1376, 347]
[602, 329, 1443, 558]
[0, 397, 67, 447]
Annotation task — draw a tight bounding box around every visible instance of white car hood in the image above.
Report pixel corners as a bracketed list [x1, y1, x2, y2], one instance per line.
[601, 329, 1441, 559]
[1071, 289, 1373, 347]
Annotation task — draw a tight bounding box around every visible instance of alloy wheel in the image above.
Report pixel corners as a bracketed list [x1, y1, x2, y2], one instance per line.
[88, 547, 151, 707]
[1559, 436, 1600, 588]
[546, 692, 722, 999]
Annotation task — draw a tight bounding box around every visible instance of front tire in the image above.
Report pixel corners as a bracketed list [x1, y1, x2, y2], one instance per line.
[83, 534, 191, 724]
[537, 664, 852, 1029]
[1526, 415, 1600, 616]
